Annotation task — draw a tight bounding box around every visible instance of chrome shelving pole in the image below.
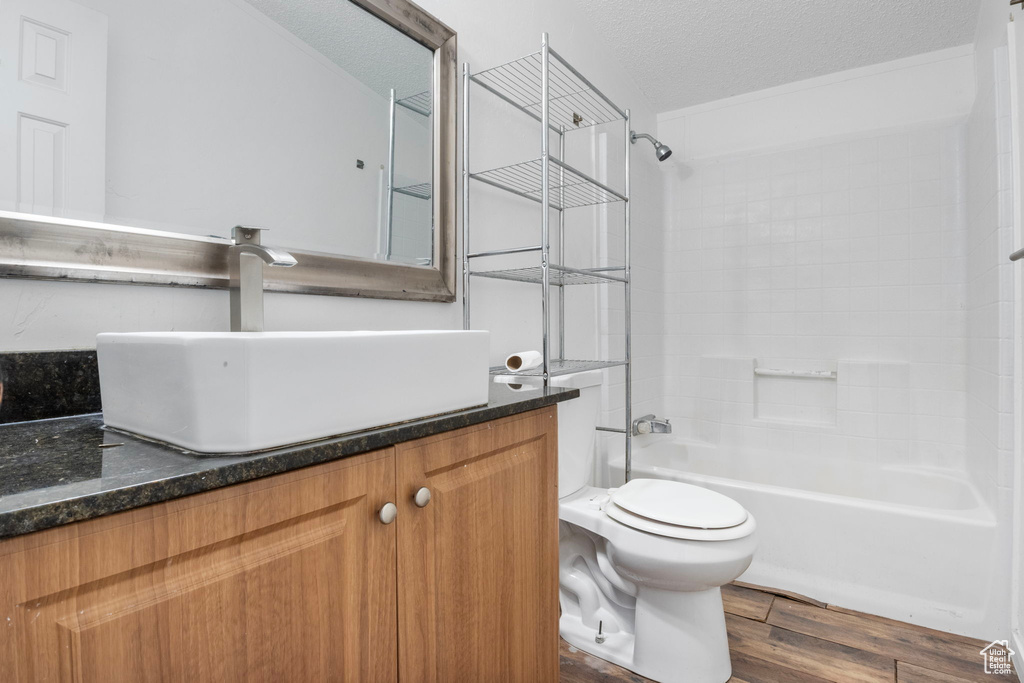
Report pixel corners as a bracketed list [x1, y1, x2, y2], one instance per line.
[558, 125, 566, 362]
[462, 66, 471, 330]
[624, 108, 632, 482]
[385, 88, 397, 260]
[540, 33, 551, 384]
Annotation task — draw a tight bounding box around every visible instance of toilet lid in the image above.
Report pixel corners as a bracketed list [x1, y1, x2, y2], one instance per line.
[604, 501, 755, 541]
[609, 478, 748, 530]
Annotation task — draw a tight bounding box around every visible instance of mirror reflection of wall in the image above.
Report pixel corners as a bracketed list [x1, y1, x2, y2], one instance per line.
[0, 0, 434, 264]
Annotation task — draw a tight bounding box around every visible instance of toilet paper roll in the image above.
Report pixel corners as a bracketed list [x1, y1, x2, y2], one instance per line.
[504, 350, 542, 373]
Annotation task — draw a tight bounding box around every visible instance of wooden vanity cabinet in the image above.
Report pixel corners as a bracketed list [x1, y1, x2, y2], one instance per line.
[0, 407, 559, 682]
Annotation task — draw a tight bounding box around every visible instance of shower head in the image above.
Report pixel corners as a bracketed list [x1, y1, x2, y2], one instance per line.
[630, 131, 672, 161]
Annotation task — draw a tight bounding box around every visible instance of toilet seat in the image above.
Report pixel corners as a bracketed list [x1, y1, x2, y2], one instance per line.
[603, 479, 755, 542]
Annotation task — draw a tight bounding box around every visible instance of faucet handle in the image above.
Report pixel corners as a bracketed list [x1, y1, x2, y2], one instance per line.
[632, 414, 656, 435]
[631, 414, 672, 436]
[232, 225, 271, 244]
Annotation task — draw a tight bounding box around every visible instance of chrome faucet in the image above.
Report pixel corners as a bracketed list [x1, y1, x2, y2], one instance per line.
[632, 414, 672, 436]
[229, 226, 297, 332]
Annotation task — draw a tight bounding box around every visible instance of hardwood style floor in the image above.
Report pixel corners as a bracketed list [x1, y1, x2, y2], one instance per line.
[559, 583, 1019, 683]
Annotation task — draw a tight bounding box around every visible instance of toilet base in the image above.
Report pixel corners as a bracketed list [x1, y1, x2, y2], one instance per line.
[559, 586, 733, 683]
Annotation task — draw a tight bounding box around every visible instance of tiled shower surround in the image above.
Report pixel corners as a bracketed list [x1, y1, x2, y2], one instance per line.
[664, 121, 971, 469]
[965, 44, 1015, 509]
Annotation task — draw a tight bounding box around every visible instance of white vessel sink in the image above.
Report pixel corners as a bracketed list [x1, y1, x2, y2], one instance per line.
[97, 330, 490, 453]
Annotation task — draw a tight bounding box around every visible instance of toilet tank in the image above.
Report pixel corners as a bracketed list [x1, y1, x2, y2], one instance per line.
[493, 370, 604, 498]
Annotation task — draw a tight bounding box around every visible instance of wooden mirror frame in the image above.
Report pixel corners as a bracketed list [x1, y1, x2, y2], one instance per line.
[0, 0, 457, 302]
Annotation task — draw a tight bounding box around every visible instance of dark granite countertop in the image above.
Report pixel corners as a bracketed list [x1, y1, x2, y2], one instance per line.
[0, 383, 579, 539]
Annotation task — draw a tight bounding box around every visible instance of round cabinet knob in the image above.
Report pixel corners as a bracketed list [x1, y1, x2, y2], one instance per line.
[413, 487, 432, 508]
[379, 502, 398, 525]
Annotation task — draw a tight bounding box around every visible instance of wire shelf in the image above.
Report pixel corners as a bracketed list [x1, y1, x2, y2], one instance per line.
[490, 359, 628, 377]
[472, 264, 625, 286]
[470, 157, 625, 210]
[396, 91, 431, 117]
[393, 183, 432, 200]
[471, 50, 625, 130]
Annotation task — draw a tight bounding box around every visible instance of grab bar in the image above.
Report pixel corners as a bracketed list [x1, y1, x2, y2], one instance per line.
[1010, 246, 1024, 262]
[754, 368, 837, 380]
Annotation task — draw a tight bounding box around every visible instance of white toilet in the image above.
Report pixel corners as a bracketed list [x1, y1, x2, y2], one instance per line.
[495, 370, 757, 683]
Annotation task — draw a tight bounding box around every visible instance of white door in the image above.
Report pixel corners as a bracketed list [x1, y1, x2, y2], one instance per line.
[0, 0, 107, 218]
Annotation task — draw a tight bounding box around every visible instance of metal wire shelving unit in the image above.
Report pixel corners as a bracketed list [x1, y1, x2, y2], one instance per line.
[384, 90, 432, 260]
[392, 182, 432, 200]
[462, 33, 634, 480]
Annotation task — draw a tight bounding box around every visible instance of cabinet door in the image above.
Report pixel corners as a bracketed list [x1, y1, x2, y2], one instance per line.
[396, 407, 559, 683]
[0, 448, 398, 683]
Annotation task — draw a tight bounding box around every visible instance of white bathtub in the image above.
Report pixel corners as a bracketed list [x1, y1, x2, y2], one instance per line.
[610, 439, 1001, 638]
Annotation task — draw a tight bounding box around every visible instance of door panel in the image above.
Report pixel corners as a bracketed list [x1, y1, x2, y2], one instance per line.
[0, 0, 107, 218]
[18, 114, 67, 215]
[396, 407, 560, 683]
[0, 448, 398, 683]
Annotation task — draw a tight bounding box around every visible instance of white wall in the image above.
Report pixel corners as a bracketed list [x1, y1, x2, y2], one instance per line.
[1013, 12, 1024, 674]
[658, 45, 975, 162]
[1001, 0, 1024, 671]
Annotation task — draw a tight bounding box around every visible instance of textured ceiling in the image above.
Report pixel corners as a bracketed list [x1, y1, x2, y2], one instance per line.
[243, 0, 432, 102]
[569, 0, 980, 112]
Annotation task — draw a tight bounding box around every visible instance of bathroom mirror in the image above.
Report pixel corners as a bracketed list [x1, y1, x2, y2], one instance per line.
[0, 0, 457, 301]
